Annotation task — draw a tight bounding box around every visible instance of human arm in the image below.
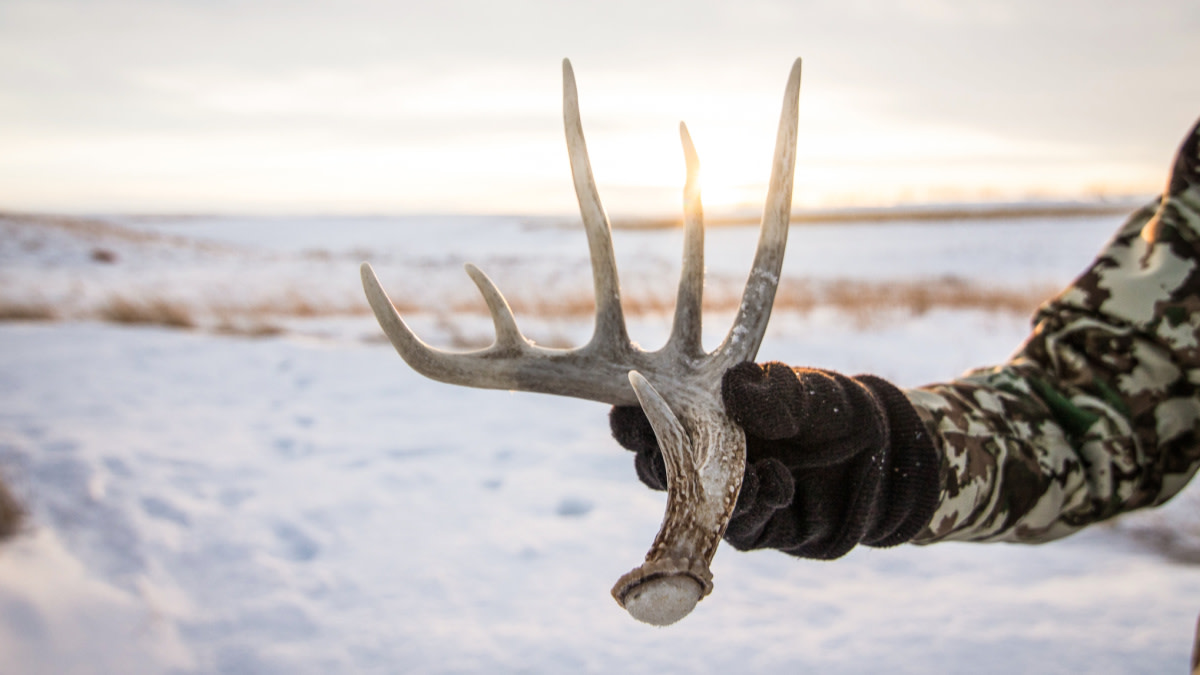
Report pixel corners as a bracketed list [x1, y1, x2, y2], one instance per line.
[911, 116, 1200, 543]
[611, 115, 1200, 555]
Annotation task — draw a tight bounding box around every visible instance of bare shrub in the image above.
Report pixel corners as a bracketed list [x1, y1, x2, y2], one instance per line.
[99, 296, 196, 329]
[91, 248, 118, 264]
[0, 478, 23, 543]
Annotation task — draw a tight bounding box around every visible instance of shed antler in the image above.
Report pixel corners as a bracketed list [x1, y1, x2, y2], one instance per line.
[361, 58, 801, 625]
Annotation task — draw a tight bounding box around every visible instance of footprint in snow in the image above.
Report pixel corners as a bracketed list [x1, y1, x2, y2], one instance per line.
[43, 439, 78, 454]
[102, 456, 132, 478]
[272, 522, 319, 562]
[555, 497, 593, 518]
[273, 437, 314, 459]
[140, 496, 191, 527]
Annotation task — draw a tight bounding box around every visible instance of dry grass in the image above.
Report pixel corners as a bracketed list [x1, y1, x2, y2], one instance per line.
[429, 311, 577, 351]
[213, 318, 285, 338]
[211, 292, 381, 321]
[0, 211, 222, 250]
[464, 291, 678, 320]
[0, 299, 57, 322]
[609, 201, 1140, 230]
[262, 292, 326, 319]
[434, 276, 1053, 324]
[84, 292, 374, 336]
[816, 278, 1057, 327]
[98, 296, 196, 329]
[11, 276, 1050, 338]
[397, 276, 1054, 350]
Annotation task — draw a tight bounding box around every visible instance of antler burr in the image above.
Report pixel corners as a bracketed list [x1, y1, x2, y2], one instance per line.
[361, 58, 801, 625]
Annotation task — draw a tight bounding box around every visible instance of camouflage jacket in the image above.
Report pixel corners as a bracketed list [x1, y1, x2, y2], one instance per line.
[909, 118, 1200, 544]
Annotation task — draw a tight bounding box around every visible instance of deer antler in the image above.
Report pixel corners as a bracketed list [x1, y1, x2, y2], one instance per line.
[361, 58, 801, 625]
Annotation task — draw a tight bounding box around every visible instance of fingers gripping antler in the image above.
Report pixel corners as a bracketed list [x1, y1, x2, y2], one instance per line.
[361, 58, 801, 625]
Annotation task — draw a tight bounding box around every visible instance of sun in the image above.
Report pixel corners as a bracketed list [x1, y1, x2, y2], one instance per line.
[569, 118, 780, 218]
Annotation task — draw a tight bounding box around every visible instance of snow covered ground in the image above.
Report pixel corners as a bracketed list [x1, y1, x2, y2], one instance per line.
[0, 209, 1197, 674]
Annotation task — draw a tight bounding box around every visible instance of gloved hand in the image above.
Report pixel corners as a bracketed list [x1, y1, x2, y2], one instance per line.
[609, 361, 941, 559]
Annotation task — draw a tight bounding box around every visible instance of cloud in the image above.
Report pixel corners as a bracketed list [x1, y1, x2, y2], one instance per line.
[0, 0, 1195, 211]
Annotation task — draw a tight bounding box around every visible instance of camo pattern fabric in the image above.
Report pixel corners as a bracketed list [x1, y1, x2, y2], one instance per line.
[908, 117, 1200, 544]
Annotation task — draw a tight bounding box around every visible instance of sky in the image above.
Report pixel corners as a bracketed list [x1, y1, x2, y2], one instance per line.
[1, 0, 1198, 216]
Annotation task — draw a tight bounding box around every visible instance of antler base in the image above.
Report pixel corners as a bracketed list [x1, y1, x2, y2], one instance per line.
[612, 555, 715, 626]
[616, 576, 703, 627]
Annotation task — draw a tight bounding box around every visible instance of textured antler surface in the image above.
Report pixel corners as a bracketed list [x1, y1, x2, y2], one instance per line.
[362, 58, 801, 625]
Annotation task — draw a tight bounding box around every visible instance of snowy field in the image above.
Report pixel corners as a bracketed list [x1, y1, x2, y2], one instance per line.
[0, 209, 1198, 674]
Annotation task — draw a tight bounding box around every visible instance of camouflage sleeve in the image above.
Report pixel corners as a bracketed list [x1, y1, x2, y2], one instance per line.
[908, 117, 1200, 544]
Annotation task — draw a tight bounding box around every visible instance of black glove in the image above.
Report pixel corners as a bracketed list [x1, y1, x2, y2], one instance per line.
[609, 361, 940, 560]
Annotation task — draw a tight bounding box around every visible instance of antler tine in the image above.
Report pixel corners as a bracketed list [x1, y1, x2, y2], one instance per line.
[365, 261, 637, 401]
[714, 57, 801, 367]
[464, 263, 529, 353]
[665, 122, 705, 358]
[562, 59, 631, 355]
[628, 371, 690, 483]
[360, 262, 502, 384]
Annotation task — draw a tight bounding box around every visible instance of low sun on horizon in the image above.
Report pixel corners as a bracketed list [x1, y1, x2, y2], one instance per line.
[0, 71, 1167, 218]
[0, 2, 1191, 217]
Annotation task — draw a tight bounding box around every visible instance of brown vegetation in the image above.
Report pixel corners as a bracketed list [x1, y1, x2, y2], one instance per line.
[813, 278, 1057, 327]
[404, 276, 1054, 348]
[610, 200, 1140, 230]
[444, 276, 1053, 323]
[90, 248, 118, 264]
[213, 317, 285, 338]
[0, 300, 56, 322]
[0, 211, 218, 249]
[98, 296, 197, 329]
[0, 277, 1054, 338]
[0, 478, 23, 543]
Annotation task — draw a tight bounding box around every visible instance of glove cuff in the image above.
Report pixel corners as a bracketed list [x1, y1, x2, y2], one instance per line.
[854, 375, 941, 548]
[728, 369, 941, 560]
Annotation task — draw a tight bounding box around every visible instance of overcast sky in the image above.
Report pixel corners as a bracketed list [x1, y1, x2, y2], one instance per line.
[1, 0, 1197, 215]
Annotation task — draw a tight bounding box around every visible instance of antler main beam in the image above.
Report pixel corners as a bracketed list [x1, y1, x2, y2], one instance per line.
[362, 57, 801, 625]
